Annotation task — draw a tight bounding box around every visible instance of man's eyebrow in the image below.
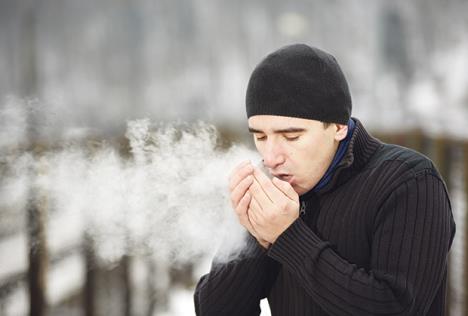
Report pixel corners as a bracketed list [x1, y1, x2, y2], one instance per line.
[248, 127, 307, 133]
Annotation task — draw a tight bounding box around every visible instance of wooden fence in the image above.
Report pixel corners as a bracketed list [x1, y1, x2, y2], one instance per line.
[0, 129, 467, 315]
[0, 139, 193, 316]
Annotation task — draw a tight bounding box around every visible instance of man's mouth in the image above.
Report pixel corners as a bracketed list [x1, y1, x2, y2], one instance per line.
[274, 174, 294, 183]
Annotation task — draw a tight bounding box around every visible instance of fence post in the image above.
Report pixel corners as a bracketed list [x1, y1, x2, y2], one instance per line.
[20, 0, 47, 313]
[432, 136, 453, 191]
[27, 153, 48, 316]
[463, 141, 468, 315]
[84, 232, 96, 316]
[432, 136, 455, 316]
[122, 254, 133, 316]
[405, 129, 430, 154]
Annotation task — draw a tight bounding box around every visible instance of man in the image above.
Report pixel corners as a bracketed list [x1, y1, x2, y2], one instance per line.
[194, 44, 456, 315]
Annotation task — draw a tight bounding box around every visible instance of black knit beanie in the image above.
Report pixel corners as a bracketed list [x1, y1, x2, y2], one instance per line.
[246, 44, 352, 124]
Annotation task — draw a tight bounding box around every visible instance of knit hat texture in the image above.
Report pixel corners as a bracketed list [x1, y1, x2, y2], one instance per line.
[246, 44, 352, 124]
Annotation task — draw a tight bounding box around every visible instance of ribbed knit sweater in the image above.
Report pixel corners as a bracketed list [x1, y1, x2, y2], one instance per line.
[194, 118, 456, 316]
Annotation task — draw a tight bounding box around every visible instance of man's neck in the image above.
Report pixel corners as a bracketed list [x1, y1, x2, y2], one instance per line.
[312, 118, 355, 193]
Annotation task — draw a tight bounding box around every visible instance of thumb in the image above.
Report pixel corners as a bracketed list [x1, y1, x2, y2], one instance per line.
[272, 177, 298, 201]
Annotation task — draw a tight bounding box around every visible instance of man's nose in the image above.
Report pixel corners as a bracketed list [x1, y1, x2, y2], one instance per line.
[262, 141, 285, 169]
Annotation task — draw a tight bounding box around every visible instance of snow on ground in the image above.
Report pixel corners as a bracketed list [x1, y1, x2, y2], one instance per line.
[159, 286, 271, 316]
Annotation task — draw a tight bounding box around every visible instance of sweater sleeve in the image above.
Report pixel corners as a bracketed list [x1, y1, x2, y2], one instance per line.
[194, 233, 280, 316]
[267, 173, 455, 316]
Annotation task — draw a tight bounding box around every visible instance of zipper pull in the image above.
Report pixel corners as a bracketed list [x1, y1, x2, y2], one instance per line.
[299, 201, 306, 217]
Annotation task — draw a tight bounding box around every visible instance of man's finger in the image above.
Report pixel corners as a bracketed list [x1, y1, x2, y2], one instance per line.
[229, 162, 254, 191]
[235, 190, 251, 216]
[249, 179, 274, 208]
[230, 175, 253, 208]
[252, 166, 283, 204]
[272, 177, 298, 202]
[236, 192, 256, 231]
[249, 195, 264, 216]
[248, 204, 262, 230]
[237, 194, 265, 241]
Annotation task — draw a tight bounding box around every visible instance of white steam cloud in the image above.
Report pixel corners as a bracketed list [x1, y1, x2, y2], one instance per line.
[0, 100, 260, 266]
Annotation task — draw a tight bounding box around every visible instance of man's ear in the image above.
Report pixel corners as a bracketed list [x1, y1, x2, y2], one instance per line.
[334, 124, 348, 141]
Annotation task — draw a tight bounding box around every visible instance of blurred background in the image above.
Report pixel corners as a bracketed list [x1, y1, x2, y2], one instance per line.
[1, 0, 468, 315]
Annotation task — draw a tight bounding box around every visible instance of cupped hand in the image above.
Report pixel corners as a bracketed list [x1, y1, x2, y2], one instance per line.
[228, 161, 271, 248]
[247, 167, 300, 244]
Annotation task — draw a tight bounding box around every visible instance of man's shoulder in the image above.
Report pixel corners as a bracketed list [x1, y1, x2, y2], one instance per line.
[366, 142, 437, 177]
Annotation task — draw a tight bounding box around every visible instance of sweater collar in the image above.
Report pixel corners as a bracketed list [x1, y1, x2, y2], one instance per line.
[300, 117, 382, 200]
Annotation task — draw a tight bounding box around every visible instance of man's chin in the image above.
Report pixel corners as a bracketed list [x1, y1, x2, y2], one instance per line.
[293, 182, 315, 196]
[282, 178, 310, 195]
[292, 183, 305, 195]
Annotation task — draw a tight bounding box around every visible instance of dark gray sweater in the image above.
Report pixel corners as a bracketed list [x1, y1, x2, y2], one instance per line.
[194, 118, 456, 316]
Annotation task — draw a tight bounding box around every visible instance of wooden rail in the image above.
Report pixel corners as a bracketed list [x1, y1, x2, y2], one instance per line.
[0, 130, 466, 315]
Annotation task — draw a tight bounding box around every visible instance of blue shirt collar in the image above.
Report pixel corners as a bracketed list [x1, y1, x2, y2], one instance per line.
[312, 118, 355, 192]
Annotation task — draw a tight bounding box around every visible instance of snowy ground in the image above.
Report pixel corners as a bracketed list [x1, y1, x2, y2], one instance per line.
[162, 287, 271, 316]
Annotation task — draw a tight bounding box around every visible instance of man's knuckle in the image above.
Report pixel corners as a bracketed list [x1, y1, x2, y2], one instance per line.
[277, 200, 286, 210]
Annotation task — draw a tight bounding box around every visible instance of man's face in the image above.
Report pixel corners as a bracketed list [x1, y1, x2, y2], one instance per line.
[248, 115, 346, 195]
